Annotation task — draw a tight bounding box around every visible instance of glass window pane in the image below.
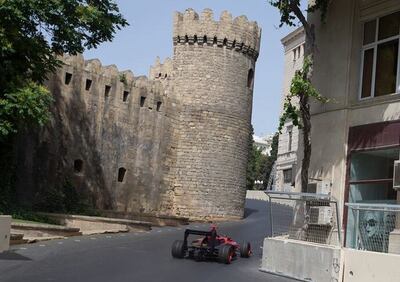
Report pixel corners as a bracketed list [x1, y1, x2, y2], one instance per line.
[364, 20, 377, 45]
[375, 40, 399, 96]
[350, 148, 399, 181]
[361, 49, 374, 98]
[378, 11, 400, 41]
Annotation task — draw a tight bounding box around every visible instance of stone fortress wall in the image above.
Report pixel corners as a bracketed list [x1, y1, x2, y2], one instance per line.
[16, 8, 261, 221]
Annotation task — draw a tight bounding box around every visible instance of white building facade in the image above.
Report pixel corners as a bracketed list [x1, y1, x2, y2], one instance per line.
[275, 27, 305, 192]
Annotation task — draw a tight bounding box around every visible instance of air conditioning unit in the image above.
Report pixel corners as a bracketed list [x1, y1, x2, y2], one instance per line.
[394, 160, 400, 190]
[307, 180, 331, 195]
[309, 206, 333, 225]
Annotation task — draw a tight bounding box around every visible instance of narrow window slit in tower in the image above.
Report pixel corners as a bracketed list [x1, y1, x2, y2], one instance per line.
[203, 35, 207, 44]
[213, 36, 217, 45]
[232, 40, 236, 49]
[156, 101, 162, 112]
[194, 35, 198, 43]
[65, 72, 72, 85]
[223, 38, 228, 46]
[105, 85, 111, 99]
[140, 96, 146, 107]
[85, 79, 92, 91]
[74, 159, 83, 173]
[247, 69, 254, 89]
[185, 35, 189, 43]
[123, 91, 129, 102]
[118, 167, 126, 182]
[164, 74, 168, 79]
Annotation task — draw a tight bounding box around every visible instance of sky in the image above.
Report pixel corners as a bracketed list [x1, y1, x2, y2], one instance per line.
[84, 0, 301, 136]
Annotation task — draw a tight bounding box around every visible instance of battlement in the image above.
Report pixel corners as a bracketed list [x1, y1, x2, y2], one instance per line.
[149, 57, 173, 80]
[61, 54, 137, 86]
[173, 8, 261, 60]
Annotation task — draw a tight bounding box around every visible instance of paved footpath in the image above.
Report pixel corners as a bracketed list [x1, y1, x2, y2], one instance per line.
[0, 199, 294, 282]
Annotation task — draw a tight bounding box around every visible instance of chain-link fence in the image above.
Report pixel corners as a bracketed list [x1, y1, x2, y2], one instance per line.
[346, 203, 400, 254]
[265, 191, 342, 246]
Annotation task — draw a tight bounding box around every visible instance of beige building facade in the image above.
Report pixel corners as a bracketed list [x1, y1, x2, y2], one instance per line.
[275, 27, 305, 192]
[306, 0, 400, 249]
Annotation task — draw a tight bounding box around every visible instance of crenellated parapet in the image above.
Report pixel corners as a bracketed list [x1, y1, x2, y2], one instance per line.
[173, 8, 261, 61]
[149, 57, 173, 80]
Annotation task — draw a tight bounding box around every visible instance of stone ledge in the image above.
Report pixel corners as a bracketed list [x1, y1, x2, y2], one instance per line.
[37, 212, 152, 232]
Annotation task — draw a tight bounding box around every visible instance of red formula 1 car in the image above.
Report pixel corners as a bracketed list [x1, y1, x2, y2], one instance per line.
[171, 225, 251, 264]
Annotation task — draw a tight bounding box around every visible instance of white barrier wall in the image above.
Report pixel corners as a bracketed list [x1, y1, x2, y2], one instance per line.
[246, 190, 268, 201]
[343, 248, 400, 282]
[0, 215, 11, 252]
[261, 237, 342, 282]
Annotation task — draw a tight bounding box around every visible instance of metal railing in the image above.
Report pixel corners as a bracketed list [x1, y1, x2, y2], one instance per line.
[346, 202, 400, 254]
[265, 191, 342, 246]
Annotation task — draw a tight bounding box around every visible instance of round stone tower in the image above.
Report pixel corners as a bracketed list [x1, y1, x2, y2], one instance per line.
[170, 8, 261, 220]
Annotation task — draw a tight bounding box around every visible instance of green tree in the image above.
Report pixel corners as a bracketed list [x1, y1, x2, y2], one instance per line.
[262, 132, 279, 189]
[0, 0, 127, 213]
[0, 0, 128, 136]
[270, 0, 330, 192]
[247, 127, 257, 190]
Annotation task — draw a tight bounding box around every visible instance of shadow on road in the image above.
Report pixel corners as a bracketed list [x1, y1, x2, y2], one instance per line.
[0, 251, 32, 261]
[244, 207, 259, 218]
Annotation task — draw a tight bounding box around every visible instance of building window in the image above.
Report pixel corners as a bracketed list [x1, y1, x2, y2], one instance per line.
[346, 147, 399, 251]
[288, 127, 293, 152]
[118, 167, 126, 182]
[283, 168, 292, 184]
[360, 11, 400, 99]
[156, 101, 162, 112]
[74, 159, 83, 173]
[140, 96, 146, 107]
[247, 69, 254, 89]
[85, 79, 92, 91]
[105, 85, 111, 99]
[123, 91, 129, 102]
[65, 72, 72, 85]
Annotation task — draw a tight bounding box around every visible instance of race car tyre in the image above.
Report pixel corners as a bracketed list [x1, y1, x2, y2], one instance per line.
[218, 244, 234, 264]
[240, 242, 251, 258]
[171, 240, 185, 258]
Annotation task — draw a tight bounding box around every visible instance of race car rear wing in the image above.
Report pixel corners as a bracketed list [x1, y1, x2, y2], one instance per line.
[183, 229, 218, 250]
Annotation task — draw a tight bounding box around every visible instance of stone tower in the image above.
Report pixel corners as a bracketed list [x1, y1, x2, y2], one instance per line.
[170, 9, 261, 220]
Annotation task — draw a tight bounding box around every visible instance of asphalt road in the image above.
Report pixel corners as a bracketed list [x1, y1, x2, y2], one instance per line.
[0, 199, 294, 282]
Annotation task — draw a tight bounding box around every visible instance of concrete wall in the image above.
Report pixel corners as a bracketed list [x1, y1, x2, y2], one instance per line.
[246, 190, 268, 201]
[343, 248, 400, 282]
[261, 237, 342, 282]
[0, 216, 11, 252]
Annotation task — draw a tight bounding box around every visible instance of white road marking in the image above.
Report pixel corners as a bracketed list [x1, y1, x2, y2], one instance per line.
[106, 236, 112, 238]
[90, 237, 97, 240]
[157, 230, 162, 233]
[74, 239, 81, 242]
[58, 242, 63, 245]
[39, 244, 46, 247]
[19, 247, 27, 250]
